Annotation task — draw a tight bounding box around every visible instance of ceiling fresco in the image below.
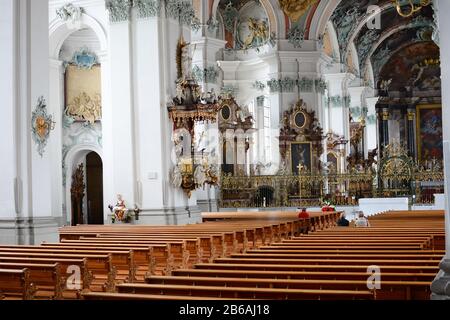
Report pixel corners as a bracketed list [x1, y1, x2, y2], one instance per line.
[354, 5, 434, 76]
[218, 0, 273, 50]
[330, 0, 437, 85]
[371, 23, 434, 80]
[331, 0, 390, 59]
[378, 41, 440, 91]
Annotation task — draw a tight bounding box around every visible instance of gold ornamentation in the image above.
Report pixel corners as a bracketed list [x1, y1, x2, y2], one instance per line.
[65, 92, 102, 124]
[279, 0, 319, 22]
[382, 141, 409, 159]
[35, 116, 49, 139]
[392, 0, 432, 18]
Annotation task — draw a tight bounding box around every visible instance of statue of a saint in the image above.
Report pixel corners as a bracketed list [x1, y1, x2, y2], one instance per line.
[108, 194, 128, 222]
[194, 164, 207, 188]
[171, 165, 183, 188]
[181, 42, 193, 79]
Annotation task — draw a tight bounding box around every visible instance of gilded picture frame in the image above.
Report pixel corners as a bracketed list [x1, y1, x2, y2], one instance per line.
[290, 142, 312, 175]
[416, 104, 443, 162]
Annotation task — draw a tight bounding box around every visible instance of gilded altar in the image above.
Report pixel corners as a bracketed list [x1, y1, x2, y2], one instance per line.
[219, 141, 443, 208]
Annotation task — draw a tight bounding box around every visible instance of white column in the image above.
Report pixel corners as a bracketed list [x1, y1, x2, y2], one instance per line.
[431, 0, 450, 299]
[107, 13, 136, 209]
[365, 96, 380, 154]
[30, 0, 52, 219]
[261, 55, 281, 169]
[48, 59, 64, 221]
[324, 73, 350, 158]
[98, 51, 113, 222]
[127, 6, 200, 223]
[436, 0, 450, 258]
[0, 0, 16, 223]
[347, 86, 365, 156]
[191, 37, 225, 212]
[0, 0, 58, 244]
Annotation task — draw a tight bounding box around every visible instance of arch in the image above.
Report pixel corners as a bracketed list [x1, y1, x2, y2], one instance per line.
[309, 1, 395, 57]
[348, 42, 359, 75]
[308, 0, 340, 40]
[342, 2, 394, 62]
[49, 13, 108, 59]
[325, 21, 340, 61]
[64, 144, 104, 226]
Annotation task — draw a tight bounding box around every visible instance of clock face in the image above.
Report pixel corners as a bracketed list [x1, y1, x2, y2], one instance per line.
[221, 105, 231, 120]
[294, 111, 306, 128]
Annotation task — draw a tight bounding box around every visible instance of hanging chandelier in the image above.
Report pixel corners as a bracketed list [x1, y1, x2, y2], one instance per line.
[392, 0, 432, 18]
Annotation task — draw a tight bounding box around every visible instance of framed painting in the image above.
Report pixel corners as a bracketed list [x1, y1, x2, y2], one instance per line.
[291, 142, 312, 175]
[416, 104, 443, 161]
[65, 64, 102, 124]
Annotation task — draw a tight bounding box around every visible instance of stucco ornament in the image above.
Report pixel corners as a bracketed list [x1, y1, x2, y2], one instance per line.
[31, 96, 55, 157]
[56, 3, 83, 29]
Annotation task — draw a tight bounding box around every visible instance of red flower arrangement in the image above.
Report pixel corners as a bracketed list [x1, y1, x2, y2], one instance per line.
[321, 200, 336, 212]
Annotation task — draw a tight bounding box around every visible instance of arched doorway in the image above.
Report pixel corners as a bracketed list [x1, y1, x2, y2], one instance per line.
[86, 152, 104, 225]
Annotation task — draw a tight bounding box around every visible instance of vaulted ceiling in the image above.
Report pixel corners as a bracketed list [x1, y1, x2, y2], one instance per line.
[329, 0, 437, 88]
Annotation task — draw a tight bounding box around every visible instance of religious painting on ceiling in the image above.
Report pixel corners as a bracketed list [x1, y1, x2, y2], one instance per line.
[279, 0, 319, 22]
[65, 64, 102, 124]
[416, 105, 443, 162]
[378, 41, 441, 92]
[218, 0, 273, 50]
[236, 17, 270, 50]
[291, 142, 312, 175]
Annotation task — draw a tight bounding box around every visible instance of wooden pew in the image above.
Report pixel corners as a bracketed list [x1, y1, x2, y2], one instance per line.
[0, 262, 62, 299]
[193, 262, 439, 274]
[0, 268, 35, 300]
[145, 275, 431, 300]
[116, 282, 375, 300]
[0, 252, 113, 292]
[172, 268, 437, 282]
[81, 291, 239, 300]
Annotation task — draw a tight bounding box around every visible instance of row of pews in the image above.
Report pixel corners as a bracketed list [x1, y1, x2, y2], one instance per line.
[0, 210, 445, 300]
[0, 211, 336, 300]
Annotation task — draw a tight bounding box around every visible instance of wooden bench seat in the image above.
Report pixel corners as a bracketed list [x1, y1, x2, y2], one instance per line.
[172, 268, 437, 282]
[0, 252, 113, 292]
[0, 268, 35, 300]
[212, 257, 441, 267]
[116, 282, 374, 300]
[254, 248, 445, 255]
[232, 252, 444, 261]
[0, 262, 62, 299]
[193, 262, 439, 273]
[145, 275, 431, 300]
[81, 291, 239, 300]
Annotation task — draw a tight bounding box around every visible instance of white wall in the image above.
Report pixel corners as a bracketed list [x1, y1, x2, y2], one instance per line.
[0, 0, 15, 219]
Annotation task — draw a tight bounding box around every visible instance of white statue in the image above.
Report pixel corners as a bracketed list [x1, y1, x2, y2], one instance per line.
[171, 165, 182, 188]
[175, 81, 185, 103]
[173, 134, 184, 158]
[194, 164, 207, 188]
[181, 43, 194, 79]
[209, 88, 217, 103]
[277, 159, 288, 175]
[195, 131, 207, 152]
[236, 106, 246, 122]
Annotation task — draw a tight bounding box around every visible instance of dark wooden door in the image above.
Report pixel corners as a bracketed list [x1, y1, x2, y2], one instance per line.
[86, 152, 104, 225]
